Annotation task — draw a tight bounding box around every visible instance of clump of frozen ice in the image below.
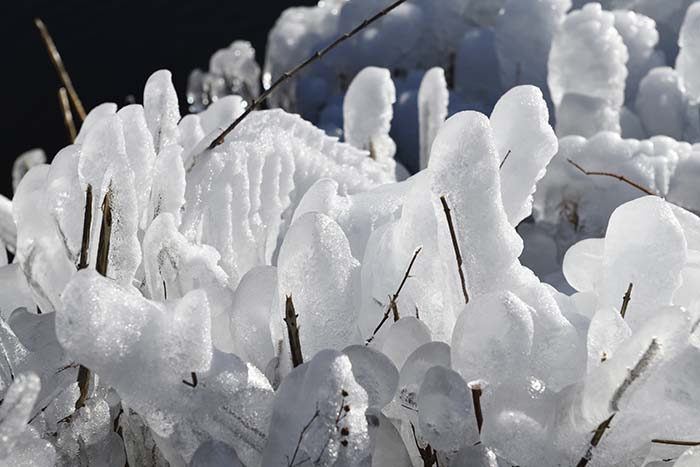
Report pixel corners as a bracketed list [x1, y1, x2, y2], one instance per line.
[188, 40, 261, 112]
[549, 3, 629, 136]
[343, 67, 397, 166]
[676, 2, 700, 102]
[8, 1, 700, 464]
[0, 373, 56, 467]
[495, 0, 571, 98]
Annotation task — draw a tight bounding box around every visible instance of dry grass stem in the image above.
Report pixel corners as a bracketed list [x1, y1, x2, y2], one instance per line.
[35, 18, 86, 121]
[58, 87, 77, 142]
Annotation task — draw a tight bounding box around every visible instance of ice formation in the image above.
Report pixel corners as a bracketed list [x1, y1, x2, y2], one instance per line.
[7, 1, 700, 466]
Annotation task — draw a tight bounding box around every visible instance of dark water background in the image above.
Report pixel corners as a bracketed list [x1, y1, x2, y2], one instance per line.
[1, 0, 316, 197]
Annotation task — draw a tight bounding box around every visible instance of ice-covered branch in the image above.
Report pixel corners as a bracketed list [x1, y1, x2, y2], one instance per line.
[208, 0, 410, 149]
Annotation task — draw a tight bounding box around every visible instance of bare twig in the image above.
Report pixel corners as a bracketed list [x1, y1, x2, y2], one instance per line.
[287, 406, 320, 467]
[78, 185, 92, 270]
[96, 186, 112, 277]
[567, 159, 656, 196]
[75, 365, 91, 410]
[35, 18, 86, 121]
[182, 372, 198, 388]
[651, 439, 700, 447]
[470, 383, 484, 434]
[576, 414, 615, 467]
[366, 247, 422, 344]
[440, 195, 470, 304]
[610, 339, 660, 412]
[620, 283, 633, 319]
[75, 185, 93, 410]
[499, 149, 512, 170]
[58, 87, 77, 142]
[207, 0, 410, 149]
[284, 295, 304, 368]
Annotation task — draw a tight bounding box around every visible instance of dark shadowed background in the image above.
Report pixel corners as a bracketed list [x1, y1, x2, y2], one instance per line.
[1, 0, 316, 198]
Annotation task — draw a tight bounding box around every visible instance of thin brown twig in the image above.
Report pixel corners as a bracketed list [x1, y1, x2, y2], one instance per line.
[207, 0, 410, 149]
[440, 195, 470, 304]
[651, 439, 700, 447]
[96, 186, 112, 277]
[182, 372, 198, 388]
[58, 87, 77, 142]
[567, 159, 656, 196]
[287, 405, 320, 467]
[75, 365, 91, 410]
[471, 384, 484, 434]
[620, 283, 633, 319]
[499, 149, 512, 170]
[75, 185, 93, 410]
[78, 185, 92, 270]
[35, 18, 86, 122]
[284, 295, 304, 368]
[575, 414, 615, 467]
[366, 247, 422, 344]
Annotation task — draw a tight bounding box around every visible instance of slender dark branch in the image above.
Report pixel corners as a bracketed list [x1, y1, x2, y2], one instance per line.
[410, 422, 438, 467]
[440, 195, 470, 304]
[75, 365, 91, 410]
[182, 372, 198, 388]
[499, 149, 512, 170]
[288, 406, 320, 467]
[620, 283, 633, 319]
[284, 295, 304, 368]
[75, 185, 93, 410]
[471, 384, 484, 434]
[609, 338, 660, 412]
[78, 185, 93, 270]
[35, 18, 86, 122]
[207, 0, 410, 149]
[58, 87, 77, 142]
[96, 186, 112, 277]
[567, 159, 656, 196]
[366, 247, 422, 344]
[651, 439, 700, 447]
[575, 414, 615, 467]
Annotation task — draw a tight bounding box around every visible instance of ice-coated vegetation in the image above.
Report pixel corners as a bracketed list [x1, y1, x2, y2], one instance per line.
[6, 1, 700, 466]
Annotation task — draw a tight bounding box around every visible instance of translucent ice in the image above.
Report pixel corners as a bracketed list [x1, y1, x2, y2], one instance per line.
[495, 0, 570, 96]
[428, 111, 525, 297]
[417, 365, 479, 452]
[262, 350, 370, 466]
[613, 9, 665, 104]
[549, 4, 629, 134]
[676, 2, 700, 102]
[343, 67, 396, 163]
[451, 291, 534, 386]
[12, 148, 46, 194]
[143, 69, 181, 153]
[0, 373, 56, 467]
[418, 67, 449, 170]
[490, 85, 558, 226]
[343, 345, 398, 410]
[277, 213, 360, 360]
